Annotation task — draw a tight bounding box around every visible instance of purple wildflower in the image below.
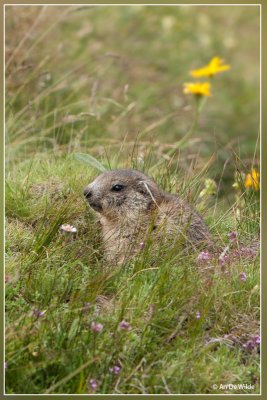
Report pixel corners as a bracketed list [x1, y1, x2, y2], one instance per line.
[89, 378, 98, 390]
[114, 365, 121, 374]
[140, 242, 145, 250]
[197, 251, 211, 263]
[119, 320, 131, 330]
[254, 335, 260, 344]
[240, 246, 257, 259]
[232, 249, 241, 258]
[243, 335, 260, 351]
[243, 342, 251, 350]
[109, 365, 121, 374]
[33, 308, 44, 318]
[228, 231, 238, 242]
[232, 246, 257, 261]
[239, 272, 247, 282]
[219, 253, 230, 266]
[91, 321, 103, 333]
[196, 311, 201, 319]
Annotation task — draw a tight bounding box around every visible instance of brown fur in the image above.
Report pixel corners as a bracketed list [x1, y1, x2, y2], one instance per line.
[84, 169, 213, 264]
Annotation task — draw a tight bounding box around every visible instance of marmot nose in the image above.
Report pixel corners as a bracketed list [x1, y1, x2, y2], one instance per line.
[83, 188, 92, 199]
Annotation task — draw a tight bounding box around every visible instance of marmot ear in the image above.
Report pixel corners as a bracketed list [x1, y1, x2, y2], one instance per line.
[137, 180, 161, 203]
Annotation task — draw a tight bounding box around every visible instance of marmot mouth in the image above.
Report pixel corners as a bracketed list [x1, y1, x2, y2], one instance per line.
[88, 202, 103, 212]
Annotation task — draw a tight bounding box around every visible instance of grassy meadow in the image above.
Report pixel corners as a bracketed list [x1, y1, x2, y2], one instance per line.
[5, 5, 260, 394]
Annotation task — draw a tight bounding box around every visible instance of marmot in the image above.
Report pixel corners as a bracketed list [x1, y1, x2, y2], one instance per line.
[84, 169, 213, 265]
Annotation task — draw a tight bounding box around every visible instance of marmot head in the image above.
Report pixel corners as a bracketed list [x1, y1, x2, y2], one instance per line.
[84, 169, 163, 219]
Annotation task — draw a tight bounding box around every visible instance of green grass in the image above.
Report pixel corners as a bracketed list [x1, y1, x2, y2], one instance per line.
[5, 154, 260, 394]
[5, 5, 260, 395]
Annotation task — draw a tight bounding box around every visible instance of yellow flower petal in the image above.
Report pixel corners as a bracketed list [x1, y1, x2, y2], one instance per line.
[183, 82, 211, 96]
[190, 57, 230, 77]
[244, 168, 260, 191]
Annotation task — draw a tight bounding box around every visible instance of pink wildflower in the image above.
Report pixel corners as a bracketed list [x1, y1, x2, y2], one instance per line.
[197, 251, 211, 263]
[196, 311, 201, 319]
[228, 231, 238, 242]
[119, 320, 131, 330]
[239, 272, 247, 282]
[243, 335, 260, 351]
[109, 365, 121, 374]
[91, 322, 103, 332]
[60, 224, 77, 233]
[89, 378, 98, 390]
[33, 308, 44, 318]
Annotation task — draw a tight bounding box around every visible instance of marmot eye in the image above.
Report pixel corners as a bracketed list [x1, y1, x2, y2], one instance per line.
[111, 184, 124, 192]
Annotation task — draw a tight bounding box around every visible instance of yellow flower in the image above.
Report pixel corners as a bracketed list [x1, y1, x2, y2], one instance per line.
[183, 82, 211, 96]
[190, 57, 230, 78]
[244, 168, 260, 191]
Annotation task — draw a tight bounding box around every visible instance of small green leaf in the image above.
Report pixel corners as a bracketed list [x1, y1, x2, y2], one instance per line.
[73, 153, 107, 172]
[68, 317, 80, 341]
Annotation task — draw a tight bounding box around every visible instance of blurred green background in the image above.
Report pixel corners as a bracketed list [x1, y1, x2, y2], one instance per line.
[4, 7, 261, 394]
[5, 5, 260, 193]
